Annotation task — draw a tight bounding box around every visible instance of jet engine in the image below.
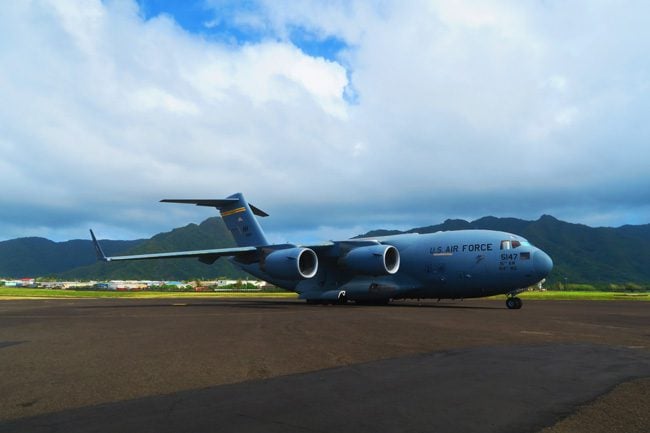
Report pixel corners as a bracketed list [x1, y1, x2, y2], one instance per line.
[339, 244, 400, 275]
[263, 247, 318, 280]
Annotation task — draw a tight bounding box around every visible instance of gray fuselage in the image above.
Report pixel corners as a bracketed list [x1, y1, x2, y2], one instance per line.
[235, 229, 553, 302]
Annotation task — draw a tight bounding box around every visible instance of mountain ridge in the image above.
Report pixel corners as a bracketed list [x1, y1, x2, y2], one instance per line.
[1, 215, 649, 283]
[359, 214, 650, 284]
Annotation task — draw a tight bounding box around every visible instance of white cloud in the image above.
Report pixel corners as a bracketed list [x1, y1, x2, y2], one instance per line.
[129, 87, 200, 114]
[0, 0, 355, 240]
[1, 0, 649, 243]
[187, 42, 348, 117]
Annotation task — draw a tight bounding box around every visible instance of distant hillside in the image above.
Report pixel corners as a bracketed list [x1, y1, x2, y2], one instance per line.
[3, 215, 649, 284]
[0, 237, 142, 277]
[58, 217, 247, 280]
[0, 218, 245, 280]
[361, 215, 650, 284]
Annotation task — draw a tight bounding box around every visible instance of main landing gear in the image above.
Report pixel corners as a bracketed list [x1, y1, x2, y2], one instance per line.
[506, 296, 523, 309]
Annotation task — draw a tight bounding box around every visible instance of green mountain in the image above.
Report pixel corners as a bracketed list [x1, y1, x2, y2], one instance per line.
[57, 217, 246, 280]
[2, 215, 649, 284]
[0, 237, 142, 277]
[361, 215, 650, 284]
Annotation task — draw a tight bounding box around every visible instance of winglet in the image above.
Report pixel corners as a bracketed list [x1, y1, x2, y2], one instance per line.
[89, 229, 110, 262]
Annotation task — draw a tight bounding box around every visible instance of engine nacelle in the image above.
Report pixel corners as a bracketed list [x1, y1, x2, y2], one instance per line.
[339, 244, 400, 276]
[263, 247, 318, 280]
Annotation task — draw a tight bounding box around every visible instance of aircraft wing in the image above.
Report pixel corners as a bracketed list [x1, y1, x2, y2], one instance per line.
[90, 230, 257, 264]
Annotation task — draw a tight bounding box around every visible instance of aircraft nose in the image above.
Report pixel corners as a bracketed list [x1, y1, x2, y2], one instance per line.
[533, 249, 553, 279]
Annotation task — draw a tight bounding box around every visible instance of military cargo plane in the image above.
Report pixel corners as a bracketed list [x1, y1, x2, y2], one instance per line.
[91, 193, 553, 309]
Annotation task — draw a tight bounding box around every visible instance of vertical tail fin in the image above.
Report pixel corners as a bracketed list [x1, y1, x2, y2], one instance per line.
[161, 193, 269, 247]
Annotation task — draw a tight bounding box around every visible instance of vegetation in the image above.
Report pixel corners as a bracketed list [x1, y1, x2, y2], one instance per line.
[3, 214, 650, 286]
[544, 282, 649, 292]
[0, 218, 246, 280]
[0, 237, 142, 277]
[59, 218, 247, 280]
[516, 290, 649, 301]
[1, 287, 647, 301]
[364, 215, 650, 285]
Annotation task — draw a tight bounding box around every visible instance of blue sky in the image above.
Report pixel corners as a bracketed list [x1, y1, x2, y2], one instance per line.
[137, 0, 274, 46]
[136, 0, 349, 60]
[1, 0, 649, 243]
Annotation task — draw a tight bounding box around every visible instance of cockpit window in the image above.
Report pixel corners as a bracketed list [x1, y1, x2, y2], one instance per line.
[501, 240, 522, 249]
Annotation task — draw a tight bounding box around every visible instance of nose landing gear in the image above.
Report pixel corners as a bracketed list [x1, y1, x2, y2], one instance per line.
[506, 296, 523, 309]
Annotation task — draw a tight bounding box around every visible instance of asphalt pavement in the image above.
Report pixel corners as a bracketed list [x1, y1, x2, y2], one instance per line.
[1, 298, 648, 432]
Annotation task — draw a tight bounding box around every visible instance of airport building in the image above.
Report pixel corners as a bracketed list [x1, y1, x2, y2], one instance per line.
[1, 278, 270, 291]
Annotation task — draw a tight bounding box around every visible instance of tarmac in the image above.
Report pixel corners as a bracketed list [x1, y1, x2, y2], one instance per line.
[0, 297, 648, 432]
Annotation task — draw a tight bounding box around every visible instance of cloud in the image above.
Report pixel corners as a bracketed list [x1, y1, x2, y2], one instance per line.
[1, 0, 649, 243]
[0, 0, 353, 240]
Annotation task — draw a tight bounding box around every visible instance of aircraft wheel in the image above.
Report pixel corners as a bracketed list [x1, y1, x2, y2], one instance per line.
[506, 297, 523, 309]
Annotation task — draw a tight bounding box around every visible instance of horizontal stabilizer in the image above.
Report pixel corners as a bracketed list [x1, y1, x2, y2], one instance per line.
[160, 199, 269, 217]
[162, 193, 270, 247]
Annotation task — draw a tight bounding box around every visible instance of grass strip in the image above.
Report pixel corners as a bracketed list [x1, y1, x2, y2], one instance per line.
[1, 288, 648, 301]
[500, 291, 649, 301]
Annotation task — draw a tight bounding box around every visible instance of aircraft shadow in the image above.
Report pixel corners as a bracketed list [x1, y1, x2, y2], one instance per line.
[389, 302, 503, 310]
[78, 299, 503, 310]
[78, 299, 305, 310]
[0, 341, 27, 350]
